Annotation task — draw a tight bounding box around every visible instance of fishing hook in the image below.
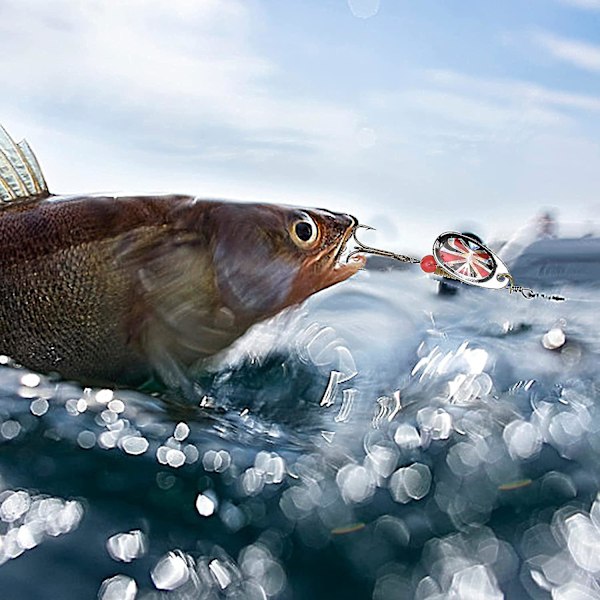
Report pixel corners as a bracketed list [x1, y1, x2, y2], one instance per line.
[347, 224, 421, 264]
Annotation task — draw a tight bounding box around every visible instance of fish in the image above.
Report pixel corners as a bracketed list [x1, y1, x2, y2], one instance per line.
[0, 125, 365, 391]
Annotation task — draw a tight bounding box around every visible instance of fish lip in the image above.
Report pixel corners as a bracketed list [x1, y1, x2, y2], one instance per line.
[327, 250, 366, 286]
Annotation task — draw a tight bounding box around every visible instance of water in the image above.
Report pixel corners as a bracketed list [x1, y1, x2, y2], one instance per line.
[0, 269, 599, 599]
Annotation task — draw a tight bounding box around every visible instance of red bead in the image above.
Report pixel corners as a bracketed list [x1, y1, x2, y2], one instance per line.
[420, 254, 437, 273]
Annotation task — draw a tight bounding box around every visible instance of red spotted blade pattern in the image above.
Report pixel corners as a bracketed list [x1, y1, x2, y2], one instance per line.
[436, 234, 496, 283]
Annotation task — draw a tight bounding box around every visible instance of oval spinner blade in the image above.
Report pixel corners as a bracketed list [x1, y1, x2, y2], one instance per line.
[432, 232, 511, 290]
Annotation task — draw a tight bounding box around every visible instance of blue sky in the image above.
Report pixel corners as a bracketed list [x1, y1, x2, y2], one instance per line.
[1, 0, 600, 251]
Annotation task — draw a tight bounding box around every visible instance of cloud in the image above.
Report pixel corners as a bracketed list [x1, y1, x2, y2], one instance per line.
[0, 0, 359, 155]
[556, 0, 600, 9]
[362, 68, 600, 239]
[533, 31, 600, 72]
[425, 70, 600, 113]
[366, 68, 600, 154]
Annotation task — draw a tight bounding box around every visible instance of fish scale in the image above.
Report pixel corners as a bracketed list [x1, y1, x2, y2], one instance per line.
[0, 236, 143, 384]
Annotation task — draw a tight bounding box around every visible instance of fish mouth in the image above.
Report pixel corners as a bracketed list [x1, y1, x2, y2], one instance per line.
[333, 223, 360, 263]
[322, 222, 366, 285]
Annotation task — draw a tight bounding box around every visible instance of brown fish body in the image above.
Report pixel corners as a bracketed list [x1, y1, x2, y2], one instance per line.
[0, 125, 364, 388]
[0, 192, 363, 387]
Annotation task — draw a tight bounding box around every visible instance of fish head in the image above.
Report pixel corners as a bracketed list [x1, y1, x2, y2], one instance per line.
[211, 202, 365, 323]
[283, 206, 367, 305]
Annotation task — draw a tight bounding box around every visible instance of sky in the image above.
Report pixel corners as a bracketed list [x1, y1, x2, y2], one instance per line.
[1, 0, 600, 252]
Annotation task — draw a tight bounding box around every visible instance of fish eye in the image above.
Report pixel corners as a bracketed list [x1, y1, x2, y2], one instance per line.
[290, 215, 319, 247]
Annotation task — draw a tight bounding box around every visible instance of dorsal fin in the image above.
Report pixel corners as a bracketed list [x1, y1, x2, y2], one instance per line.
[0, 125, 49, 203]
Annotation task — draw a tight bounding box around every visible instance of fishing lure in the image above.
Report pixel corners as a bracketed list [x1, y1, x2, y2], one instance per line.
[349, 226, 566, 302]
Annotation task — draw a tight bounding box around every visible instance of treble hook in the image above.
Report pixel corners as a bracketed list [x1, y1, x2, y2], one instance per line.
[347, 224, 421, 264]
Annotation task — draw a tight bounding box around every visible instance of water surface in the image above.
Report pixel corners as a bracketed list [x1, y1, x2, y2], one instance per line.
[0, 269, 598, 599]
